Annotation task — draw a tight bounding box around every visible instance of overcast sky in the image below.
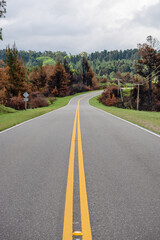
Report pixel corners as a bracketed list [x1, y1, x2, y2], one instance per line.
[0, 0, 160, 54]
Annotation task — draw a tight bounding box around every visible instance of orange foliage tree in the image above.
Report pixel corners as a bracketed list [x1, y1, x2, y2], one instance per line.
[28, 64, 48, 92]
[47, 61, 70, 96]
[82, 57, 98, 89]
[136, 36, 160, 106]
[0, 61, 10, 104]
[5, 44, 27, 97]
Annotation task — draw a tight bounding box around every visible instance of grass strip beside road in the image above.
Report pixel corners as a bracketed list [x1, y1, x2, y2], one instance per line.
[89, 96, 160, 135]
[0, 94, 80, 131]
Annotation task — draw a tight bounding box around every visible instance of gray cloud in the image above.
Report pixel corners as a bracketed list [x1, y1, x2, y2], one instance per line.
[1, 0, 160, 53]
[132, 2, 160, 29]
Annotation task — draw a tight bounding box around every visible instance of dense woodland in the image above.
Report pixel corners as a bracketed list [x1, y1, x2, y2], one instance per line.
[0, 48, 139, 78]
[0, 36, 160, 111]
[0, 2, 160, 112]
[0, 44, 99, 110]
[99, 36, 160, 111]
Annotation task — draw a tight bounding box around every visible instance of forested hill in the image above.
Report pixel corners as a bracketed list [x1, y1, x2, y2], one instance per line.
[0, 48, 139, 78]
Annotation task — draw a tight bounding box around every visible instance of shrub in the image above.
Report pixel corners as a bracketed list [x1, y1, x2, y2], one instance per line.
[48, 97, 56, 105]
[131, 85, 150, 111]
[28, 91, 49, 108]
[102, 85, 107, 89]
[0, 88, 8, 105]
[29, 97, 49, 108]
[123, 96, 132, 109]
[29, 91, 44, 99]
[100, 78, 107, 83]
[105, 93, 120, 106]
[7, 95, 25, 110]
[71, 83, 91, 94]
[92, 84, 100, 90]
[154, 101, 160, 111]
[0, 104, 17, 113]
[98, 85, 121, 107]
[52, 86, 58, 97]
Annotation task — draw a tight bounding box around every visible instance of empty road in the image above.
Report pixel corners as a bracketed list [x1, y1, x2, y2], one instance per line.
[0, 92, 160, 240]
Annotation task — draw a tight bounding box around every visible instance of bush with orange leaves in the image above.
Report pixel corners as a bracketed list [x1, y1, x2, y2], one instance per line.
[98, 85, 120, 107]
[100, 78, 107, 83]
[7, 93, 25, 110]
[28, 91, 49, 108]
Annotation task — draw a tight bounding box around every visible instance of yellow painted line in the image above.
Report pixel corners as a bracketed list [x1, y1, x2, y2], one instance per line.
[63, 94, 93, 240]
[62, 108, 78, 240]
[77, 102, 92, 240]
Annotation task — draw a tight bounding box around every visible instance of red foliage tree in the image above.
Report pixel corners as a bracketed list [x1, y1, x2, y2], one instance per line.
[47, 61, 70, 96]
[5, 44, 27, 97]
[136, 36, 160, 106]
[0, 61, 10, 104]
[81, 57, 98, 89]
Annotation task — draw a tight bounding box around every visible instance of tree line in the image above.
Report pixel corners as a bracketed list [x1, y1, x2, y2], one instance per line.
[0, 38, 160, 111]
[0, 44, 98, 109]
[99, 36, 160, 111]
[0, 48, 138, 78]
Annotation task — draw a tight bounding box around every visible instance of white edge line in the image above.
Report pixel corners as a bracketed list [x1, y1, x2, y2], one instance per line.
[0, 91, 105, 134]
[0, 105, 67, 134]
[89, 103, 160, 139]
[0, 92, 99, 134]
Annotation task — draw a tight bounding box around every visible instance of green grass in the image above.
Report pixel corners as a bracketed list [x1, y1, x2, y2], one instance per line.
[0, 92, 86, 131]
[0, 105, 17, 114]
[89, 96, 160, 134]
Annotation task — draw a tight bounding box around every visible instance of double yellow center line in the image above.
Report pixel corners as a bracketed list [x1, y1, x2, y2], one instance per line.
[62, 96, 92, 240]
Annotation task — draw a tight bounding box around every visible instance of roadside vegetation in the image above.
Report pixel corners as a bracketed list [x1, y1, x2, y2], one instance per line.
[0, 44, 99, 111]
[0, 49, 139, 78]
[98, 36, 160, 112]
[0, 93, 86, 131]
[89, 96, 160, 134]
[0, 24, 160, 133]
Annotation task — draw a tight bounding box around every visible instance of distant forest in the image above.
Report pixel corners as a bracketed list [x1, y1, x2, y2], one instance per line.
[0, 49, 139, 79]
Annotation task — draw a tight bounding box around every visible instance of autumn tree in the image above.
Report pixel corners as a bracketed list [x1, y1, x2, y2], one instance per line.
[82, 57, 90, 85]
[0, 60, 9, 89]
[28, 64, 48, 92]
[123, 72, 132, 83]
[5, 44, 27, 96]
[136, 36, 160, 105]
[47, 61, 70, 96]
[87, 66, 98, 88]
[63, 58, 74, 85]
[115, 71, 123, 80]
[0, 0, 6, 40]
[82, 57, 98, 88]
[0, 60, 10, 104]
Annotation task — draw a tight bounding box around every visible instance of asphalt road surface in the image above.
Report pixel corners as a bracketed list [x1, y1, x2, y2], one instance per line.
[0, 92, 160, 240]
